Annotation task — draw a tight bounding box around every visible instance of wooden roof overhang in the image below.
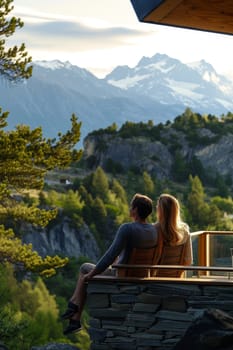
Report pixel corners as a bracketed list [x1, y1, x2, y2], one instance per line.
[130, 0, 233, 35]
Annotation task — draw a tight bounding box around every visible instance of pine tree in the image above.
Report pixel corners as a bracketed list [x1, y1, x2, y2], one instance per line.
[186, 175, 221, 230]
[111, 179, 127, 204]
[92, 166, 109, 200]
[0, 115, 83, 277]
[0, 1, 83, 276]
[143, 171, 155, 196]
[0, 0, 32, 81]
[92, 197, 107, 233]
[186, 175, 207, 228]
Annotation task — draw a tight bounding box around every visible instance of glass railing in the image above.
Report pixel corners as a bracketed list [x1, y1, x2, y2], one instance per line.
[191, 230, 233, 276]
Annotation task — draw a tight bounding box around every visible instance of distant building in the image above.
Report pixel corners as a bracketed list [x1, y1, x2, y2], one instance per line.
[60, 178, 72, 185]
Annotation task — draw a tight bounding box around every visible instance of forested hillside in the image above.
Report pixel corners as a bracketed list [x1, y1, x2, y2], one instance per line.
[35, 109, 233, 262]
[33, 108, 233, 260]
[83, 108, 233, 187]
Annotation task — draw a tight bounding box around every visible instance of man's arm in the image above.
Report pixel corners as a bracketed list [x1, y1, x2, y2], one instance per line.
[91, 223, 129, 274]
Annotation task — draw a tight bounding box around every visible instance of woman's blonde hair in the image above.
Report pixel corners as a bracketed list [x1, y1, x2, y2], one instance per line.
[157, 193, 185, 245]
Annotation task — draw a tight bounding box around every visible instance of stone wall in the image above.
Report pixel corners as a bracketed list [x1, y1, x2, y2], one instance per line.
[87, 277, 233, 350]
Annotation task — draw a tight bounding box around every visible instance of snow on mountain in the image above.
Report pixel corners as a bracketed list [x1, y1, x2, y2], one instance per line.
[137, 53, 179, 74]
[1, 53, 233, 144]
[105, 53, 233, 112]
[187, 59, 216, 77]
[166, 80, 203, 102]
[35, 60, 73, 70]
[108, 73, 151, 90]
[187, 59, 233, 96]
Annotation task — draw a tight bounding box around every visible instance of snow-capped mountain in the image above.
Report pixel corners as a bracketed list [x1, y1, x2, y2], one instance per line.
[1, 54, 233, 145]
[105, 53, 233, 112]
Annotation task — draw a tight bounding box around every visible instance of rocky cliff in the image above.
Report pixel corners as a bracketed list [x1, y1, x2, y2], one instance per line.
[22, 216, 100, 262]
[83, 134, 172, 179]
[195, 134, 233, 178]
[82, 126, 233, 181]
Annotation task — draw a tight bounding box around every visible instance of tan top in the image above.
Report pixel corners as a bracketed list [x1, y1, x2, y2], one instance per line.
[155, 222, 193, 266]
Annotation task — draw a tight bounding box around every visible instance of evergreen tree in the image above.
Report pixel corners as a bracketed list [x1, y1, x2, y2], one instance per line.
[79, 185, 95, 224]
[211, 196, 233, 214]
[186, 175, 221, 230]
[143, 171, 155, 196]
[0, 114, 82, 276]
[0, 3, 86, 348]
[92, 196, 107, 232]
[108, 179, 129, 226]
[111, 178, 127, 204]
[0, 0, 32, 81]
[186, 175, 208, 228]
[0, 265, 65, 350]
[0, 0, 83, 276]
[46, 189, 84, 222]
[92, 166, 109, 200]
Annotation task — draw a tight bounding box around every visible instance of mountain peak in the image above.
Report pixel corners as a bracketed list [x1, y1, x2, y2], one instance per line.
[2, 54, 233, 144]
[187, 59, 220, 83]
[138, 53, 178, 67]
[188, 59, 215, 73]
[35, 60, 73, 70]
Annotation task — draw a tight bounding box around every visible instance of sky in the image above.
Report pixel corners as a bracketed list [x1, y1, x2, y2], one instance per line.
[9, 0, 233, 79]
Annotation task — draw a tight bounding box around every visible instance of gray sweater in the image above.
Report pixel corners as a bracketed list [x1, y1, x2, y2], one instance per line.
[95, 222, 158, 273]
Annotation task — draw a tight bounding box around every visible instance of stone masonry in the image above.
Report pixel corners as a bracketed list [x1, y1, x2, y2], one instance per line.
[87, 277, 233, 350]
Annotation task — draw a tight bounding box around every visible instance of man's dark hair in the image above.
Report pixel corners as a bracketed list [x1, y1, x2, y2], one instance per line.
[131, 193, 153, 219]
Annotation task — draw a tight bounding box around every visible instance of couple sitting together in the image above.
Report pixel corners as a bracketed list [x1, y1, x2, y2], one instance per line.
[62, 193, 193, 335]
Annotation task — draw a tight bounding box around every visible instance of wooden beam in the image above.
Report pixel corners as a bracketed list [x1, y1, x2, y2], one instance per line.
[144, 0, 184, 22]
[133, 0, 233, 35]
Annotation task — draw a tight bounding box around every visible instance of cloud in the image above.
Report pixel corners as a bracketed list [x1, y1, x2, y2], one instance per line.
[29, 20, 143, 38]
[7, 5, 158, 76]
[9, 15, 152, 53]
[9, 3, 233, 78]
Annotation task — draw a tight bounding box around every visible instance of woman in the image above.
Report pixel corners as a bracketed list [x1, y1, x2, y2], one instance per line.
[155, 193, 193, 267]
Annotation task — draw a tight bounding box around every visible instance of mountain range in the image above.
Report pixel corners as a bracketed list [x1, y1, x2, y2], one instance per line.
[1, 53, 233, 145]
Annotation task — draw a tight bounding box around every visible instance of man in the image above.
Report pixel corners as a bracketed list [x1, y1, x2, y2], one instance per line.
[62, 193, 157, 334]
